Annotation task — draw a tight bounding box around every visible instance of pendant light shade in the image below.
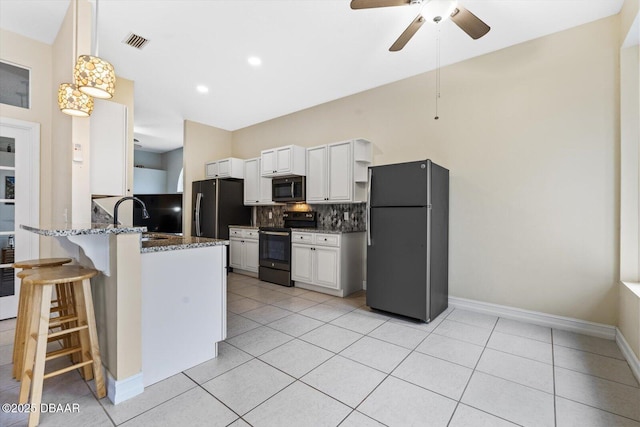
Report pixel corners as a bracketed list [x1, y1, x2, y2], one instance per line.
[58, 83, 94, 117]
[74, 55, 116, 99]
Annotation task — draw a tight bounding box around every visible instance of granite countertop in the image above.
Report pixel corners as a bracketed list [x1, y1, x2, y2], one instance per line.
[290, 228, 364, 234]
[21, 223, 147, 236]
[228, 225, 259, 230]
[141, 233, 228, 253]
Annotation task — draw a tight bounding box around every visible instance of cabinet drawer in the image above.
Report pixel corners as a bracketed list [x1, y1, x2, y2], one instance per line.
[243, 229, 259, 240]
[314, 233, 340, 247]
[229, 228, 243, 238]
[292, 232, 313, 244]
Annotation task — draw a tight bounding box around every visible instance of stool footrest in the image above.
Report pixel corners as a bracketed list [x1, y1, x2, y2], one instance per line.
[43, 360, 93, 380]
[45, 345, 82, 362]
[48, 315, 78, 329]
[42, 324, 87, 340]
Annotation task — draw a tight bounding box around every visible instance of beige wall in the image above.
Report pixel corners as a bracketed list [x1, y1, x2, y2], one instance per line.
[0, 29, 54, 255]
[232, 16, 620, 325]
[183, 120, 232, 236]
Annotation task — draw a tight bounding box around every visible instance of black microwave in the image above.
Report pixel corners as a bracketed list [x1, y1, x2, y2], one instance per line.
[272, 176, 306, 203]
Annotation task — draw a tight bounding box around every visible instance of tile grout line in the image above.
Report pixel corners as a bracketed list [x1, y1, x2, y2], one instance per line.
[445, 313, 499, 427]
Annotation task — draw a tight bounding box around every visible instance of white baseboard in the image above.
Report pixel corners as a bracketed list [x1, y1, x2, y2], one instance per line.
[616, 328, 640, 383]
[449, 296, 616, 339]
[106, 370, 144, 405]
[448, 296, 640, 384]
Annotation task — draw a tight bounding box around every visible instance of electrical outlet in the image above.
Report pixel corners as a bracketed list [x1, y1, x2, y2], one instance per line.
[268, 211, 273, 219]
[344, 211, 349, 221]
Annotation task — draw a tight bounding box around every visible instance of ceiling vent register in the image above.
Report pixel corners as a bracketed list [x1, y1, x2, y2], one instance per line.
[123, 33, 150, 50]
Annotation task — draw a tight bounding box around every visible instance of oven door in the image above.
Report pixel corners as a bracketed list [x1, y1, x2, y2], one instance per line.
[259, 230, 291, 271]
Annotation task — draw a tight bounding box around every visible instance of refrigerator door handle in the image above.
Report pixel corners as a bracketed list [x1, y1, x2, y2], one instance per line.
[195, 192, 203, 237]
[367, 168, 372, 246]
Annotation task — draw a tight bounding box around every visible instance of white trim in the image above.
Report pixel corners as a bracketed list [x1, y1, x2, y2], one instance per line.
[106, 370, 144, 405]
[616, 328, 640, 383]
[448, 296, 617, 340]
[0, 117, 39, 319]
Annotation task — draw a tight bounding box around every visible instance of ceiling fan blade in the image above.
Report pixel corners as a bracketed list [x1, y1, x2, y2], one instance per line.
[389, 14, 425, 51]
[351, 0, 410, 10]
[450, 6, 490, 39]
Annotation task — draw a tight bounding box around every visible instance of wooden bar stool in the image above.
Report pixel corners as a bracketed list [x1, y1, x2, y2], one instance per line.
[12, 258, 73, 380]
[19, 265, 105, 427]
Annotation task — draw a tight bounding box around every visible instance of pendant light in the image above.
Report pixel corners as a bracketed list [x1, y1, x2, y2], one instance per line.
[58, 0, 94, 117]
[74, 0, 116, 99]
[58, 83, 94, 117]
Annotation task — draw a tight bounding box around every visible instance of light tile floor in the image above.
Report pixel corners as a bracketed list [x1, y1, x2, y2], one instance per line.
[1, 272, 639, 426]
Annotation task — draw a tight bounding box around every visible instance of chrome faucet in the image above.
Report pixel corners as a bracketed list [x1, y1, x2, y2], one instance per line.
[113, 196, 150, 226]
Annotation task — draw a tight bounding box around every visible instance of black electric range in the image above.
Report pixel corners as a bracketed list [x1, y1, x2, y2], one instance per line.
[258, 211, 317, 287]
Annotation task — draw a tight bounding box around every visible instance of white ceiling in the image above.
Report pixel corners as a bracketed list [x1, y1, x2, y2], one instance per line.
[0, 0, 624, 153]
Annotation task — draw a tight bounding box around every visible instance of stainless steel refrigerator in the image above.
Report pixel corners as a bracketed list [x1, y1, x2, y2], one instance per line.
[366, 159, 449, 322]
[192, 179, 251, 239]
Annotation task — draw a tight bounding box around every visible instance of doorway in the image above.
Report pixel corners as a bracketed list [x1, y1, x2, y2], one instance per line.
[0, 117, 40, 320]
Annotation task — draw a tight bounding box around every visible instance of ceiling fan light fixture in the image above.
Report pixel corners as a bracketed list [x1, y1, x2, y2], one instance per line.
[422, 0, 458, 23]
[74, 54, 116, 99]
[58, 83, 94, 117]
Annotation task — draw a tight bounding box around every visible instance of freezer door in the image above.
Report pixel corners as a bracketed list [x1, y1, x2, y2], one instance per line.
[200, 179, 218, 238]
[370, 160, 428, 207]
[366, 206, 428, 321]
[217, 179, 251, 240]
[191, 181, 202, 237]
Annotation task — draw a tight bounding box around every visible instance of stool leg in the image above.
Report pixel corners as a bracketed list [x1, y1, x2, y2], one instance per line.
[14, 280, 33, 381]
[26, 284, 53, 427]
[12, 275, 27, 378]
[19, 286, 51, 427]
[18, 282, 41, 403]
[74, 278, 106, 398]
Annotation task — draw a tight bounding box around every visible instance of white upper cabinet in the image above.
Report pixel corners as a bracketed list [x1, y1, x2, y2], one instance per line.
[305, 138, 372, 204]
[205, 157, 244, 179]
[91, 101, 128, 196]
[260, 145, 306, 177]
[244, 158, 275, 206]
[306, 146, 327, 202]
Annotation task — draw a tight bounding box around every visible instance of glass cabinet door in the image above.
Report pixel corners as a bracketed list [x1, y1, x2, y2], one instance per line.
[0, 136, 15, 302]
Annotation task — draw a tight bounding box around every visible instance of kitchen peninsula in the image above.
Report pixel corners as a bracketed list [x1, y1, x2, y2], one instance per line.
[21, 224, 229, 403]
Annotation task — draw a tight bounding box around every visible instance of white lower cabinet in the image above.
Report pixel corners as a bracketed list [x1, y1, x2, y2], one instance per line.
[291, 231, 365, 297]
[229, 228, 259, 275]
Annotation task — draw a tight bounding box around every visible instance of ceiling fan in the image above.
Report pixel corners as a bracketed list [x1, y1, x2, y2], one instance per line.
[351, 0, 490, 51]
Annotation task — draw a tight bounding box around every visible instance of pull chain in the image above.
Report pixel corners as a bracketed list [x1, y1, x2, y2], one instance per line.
[434, 28, 441, 120]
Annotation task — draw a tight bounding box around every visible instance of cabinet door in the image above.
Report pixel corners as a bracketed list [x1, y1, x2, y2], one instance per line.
[314, 246, 340, 289]
[217, 159, 230, 177]
[205, 161, 218, 178]
[276, 147, 292, 174]
[244, 159, 260, 205]
[90, 101, 127, 196]
[243, 239, 259, 272]
[229, 239, 242, 269]
[259, 175, 273, 204]
[328, 141, 352, 202]
[291, 244, 313, 283]
[306, 146, 327, 202]
[261, 150, 276, 176]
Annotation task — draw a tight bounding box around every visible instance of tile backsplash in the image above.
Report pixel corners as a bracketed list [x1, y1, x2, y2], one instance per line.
[256, 203, 366, 232]
[92, 200, 114, 224]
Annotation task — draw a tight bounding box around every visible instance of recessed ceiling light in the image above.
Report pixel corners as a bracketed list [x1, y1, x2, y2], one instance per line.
[247, 56, 262, 67]
[196, 85, 209, 94]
